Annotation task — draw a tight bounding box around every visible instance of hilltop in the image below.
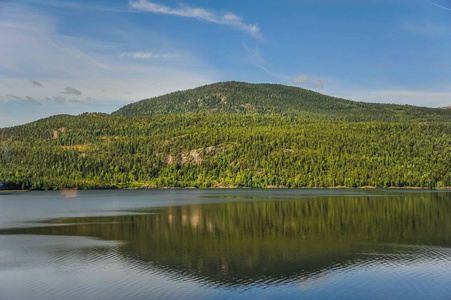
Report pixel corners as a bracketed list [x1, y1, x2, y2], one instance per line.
[113, 81, 451, 122]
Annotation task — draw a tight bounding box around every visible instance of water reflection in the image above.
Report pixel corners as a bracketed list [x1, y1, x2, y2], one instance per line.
[2, 192, 451, 287]
[61, 188, 78, 198]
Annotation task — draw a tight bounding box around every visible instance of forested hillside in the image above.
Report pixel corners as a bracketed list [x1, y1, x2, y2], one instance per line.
[1, 113, 450, 190]
[114, 81, 451, 122]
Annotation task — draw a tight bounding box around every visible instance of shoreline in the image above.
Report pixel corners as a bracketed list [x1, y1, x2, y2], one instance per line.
[1, 186, 451, 192]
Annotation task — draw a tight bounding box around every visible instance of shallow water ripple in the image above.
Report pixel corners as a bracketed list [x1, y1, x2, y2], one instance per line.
[1, 189, 451, 299]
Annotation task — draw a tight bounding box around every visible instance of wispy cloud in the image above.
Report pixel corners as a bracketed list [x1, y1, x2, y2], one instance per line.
[242, 43, 291, 82]
[120, 52, 176, 59]
[0, 3, 218, 127]
[293, 74, 324, 88]
[30, 80, 43, 87]
[53, 96, 67, 104]
[129, 0, 261, 39]
[1, 94, 41, 105]
[25, 96, 38, 103]
[429, 1, 451, 12]
[243, 44, 269, 73]
[403, 21, 451, 36]
[62, 87, 82, 96]
[46, 38, 111, 71]
[243, 42, 324, 89]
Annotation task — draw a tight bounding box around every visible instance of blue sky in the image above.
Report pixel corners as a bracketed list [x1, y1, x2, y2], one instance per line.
[1, 0, 451, 127]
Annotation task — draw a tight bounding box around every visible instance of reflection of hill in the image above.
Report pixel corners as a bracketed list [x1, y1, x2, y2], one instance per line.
[2, 192, 451, 286]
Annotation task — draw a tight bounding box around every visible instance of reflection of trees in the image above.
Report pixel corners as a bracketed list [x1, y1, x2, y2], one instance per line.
[3, 192, 451, 285]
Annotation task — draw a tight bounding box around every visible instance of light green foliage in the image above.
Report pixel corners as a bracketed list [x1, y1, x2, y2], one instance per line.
[1, 113, 450, 190]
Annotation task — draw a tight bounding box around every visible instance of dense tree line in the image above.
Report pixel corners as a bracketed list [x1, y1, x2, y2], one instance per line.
[1, 113, 450, 190]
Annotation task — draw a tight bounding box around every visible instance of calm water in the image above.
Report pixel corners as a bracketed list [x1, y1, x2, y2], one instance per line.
[0, 189, 451, 299]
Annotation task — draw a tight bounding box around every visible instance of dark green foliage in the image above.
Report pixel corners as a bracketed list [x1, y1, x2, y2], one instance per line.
[113, 81, 451, 122]
[1, 113, 450, 190]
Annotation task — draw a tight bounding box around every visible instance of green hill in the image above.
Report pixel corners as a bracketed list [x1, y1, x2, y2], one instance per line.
[113, 81, 451, 122]
[1, 81, 451, 190]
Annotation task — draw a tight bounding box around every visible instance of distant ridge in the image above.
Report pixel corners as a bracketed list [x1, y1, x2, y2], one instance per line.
[113, 81, 451, 122]
[439, 105, 451, 109]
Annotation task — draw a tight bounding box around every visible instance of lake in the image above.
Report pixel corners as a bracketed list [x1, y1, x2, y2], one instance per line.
[0, 189, 450, 299]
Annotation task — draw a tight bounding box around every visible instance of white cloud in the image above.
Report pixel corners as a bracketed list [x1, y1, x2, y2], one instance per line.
[293, 74, 324, 88]
[120, 52, 176, 59]
[0, 4, 217, 127]
[402, 21, 451, 36]
[129, 0, 261, 39]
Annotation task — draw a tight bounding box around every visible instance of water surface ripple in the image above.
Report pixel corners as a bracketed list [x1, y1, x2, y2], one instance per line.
[0, 189, 450, 299]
